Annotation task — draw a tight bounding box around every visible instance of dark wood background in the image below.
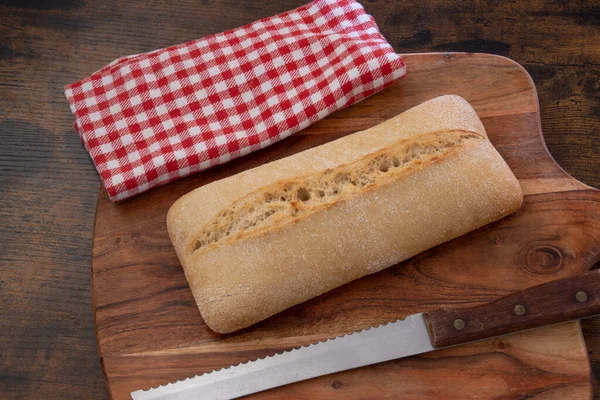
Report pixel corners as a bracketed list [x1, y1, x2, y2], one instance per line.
[0, 1, 598, 399]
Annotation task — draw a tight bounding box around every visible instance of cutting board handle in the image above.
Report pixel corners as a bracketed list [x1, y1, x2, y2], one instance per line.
[424, 269, 600, 348]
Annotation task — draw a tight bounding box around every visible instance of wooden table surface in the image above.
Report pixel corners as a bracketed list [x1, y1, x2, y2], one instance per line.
[0, 1, 598, 399]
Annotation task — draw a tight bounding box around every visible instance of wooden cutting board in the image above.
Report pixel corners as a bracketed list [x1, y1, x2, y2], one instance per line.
[92, 53, 600, 399]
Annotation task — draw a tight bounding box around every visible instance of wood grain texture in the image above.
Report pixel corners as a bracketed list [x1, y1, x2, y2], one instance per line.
[91, 53, 600, 399]
[425, 270, 600, 348]
[0, 1, 598, 400]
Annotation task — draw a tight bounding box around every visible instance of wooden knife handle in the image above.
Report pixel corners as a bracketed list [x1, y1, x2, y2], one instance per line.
[424, 269, 600, 348]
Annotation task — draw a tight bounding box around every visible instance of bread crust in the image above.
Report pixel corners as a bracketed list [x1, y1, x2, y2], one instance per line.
[167, 95, 523, 333]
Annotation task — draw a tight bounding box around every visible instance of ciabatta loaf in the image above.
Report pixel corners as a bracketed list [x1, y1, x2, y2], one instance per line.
[167, 95, 523, 333]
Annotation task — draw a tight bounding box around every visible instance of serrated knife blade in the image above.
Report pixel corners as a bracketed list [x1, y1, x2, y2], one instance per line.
[131, 314, 433, 400]
[130, 270, 600, 399]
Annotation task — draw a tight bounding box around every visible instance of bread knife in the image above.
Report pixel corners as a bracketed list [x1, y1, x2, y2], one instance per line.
[131, 269, 600, 400]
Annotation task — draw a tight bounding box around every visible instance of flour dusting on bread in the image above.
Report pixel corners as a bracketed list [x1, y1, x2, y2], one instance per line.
[166, 95, 523, 333]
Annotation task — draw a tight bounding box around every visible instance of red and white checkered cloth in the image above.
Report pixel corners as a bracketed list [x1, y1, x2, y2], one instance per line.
[65, 0, 406, 201]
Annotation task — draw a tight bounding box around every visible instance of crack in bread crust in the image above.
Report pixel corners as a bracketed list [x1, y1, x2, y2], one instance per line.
[189, 130, 484, 255]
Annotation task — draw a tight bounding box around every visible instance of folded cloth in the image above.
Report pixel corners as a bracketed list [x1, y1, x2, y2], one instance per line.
[65, 0, 406, 201]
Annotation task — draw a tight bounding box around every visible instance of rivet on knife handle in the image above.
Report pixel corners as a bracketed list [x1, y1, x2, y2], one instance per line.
[423, 269, 600, 348]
